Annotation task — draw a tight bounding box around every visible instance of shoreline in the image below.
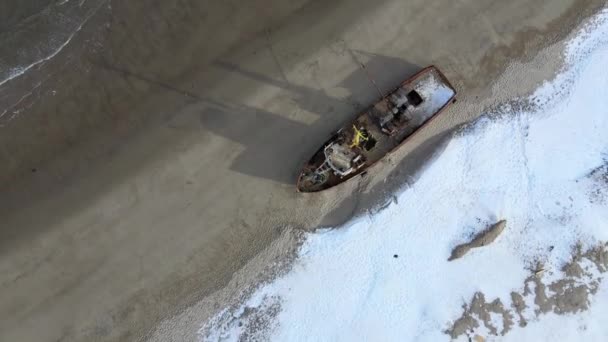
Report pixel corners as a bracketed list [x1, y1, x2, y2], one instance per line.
[191, 7, 608, 340]
[149, 4, 608, 341]
[0, 1, 606, 341]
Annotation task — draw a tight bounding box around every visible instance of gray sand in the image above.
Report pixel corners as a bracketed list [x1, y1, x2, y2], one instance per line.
[449, 220, 507, 261]
[0, 0, 605, 341]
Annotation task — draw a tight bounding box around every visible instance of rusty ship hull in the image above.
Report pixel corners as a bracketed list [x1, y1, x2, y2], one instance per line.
[296, 66, 456, 193]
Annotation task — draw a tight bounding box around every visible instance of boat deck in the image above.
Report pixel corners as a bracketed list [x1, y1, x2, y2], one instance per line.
[297, 66, 456, 192]
[361, 68, 455, 159]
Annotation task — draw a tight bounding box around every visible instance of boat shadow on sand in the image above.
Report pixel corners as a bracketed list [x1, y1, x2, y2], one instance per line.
[200, 51, 423, 185]
[96, 51, 430, 186]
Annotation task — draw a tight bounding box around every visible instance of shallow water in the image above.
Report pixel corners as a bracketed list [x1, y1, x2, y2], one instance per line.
[0, 0, 107, 87]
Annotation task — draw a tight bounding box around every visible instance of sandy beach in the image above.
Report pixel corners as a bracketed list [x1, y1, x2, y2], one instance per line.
[0, 0, 606, 341]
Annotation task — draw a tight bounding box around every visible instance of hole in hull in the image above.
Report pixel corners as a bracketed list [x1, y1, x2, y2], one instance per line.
[407, 90, 423, 106]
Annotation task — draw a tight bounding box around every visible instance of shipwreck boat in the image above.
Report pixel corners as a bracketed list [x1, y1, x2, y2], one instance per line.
[296, 65, 456, 193]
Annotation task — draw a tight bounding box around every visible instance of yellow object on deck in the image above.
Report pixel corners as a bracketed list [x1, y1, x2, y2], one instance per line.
[350, 125, 368, 148]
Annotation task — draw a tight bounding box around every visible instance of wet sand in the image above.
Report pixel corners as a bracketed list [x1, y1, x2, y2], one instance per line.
[0, 0, 605, 341]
